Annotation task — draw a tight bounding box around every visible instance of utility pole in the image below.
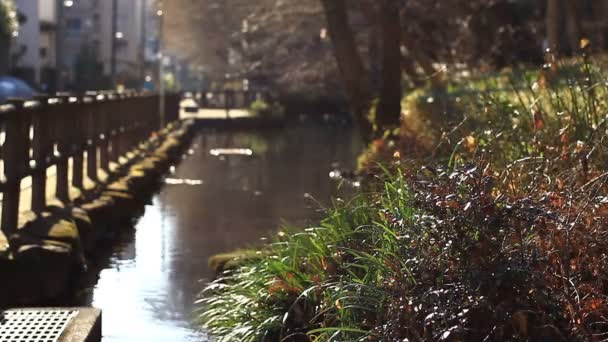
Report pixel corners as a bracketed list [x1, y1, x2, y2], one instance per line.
[111, 0, 118, 87]
[157, 2, 165, 127]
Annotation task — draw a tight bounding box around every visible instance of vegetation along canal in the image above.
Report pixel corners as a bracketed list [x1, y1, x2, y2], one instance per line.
[71, 119, 361, 341]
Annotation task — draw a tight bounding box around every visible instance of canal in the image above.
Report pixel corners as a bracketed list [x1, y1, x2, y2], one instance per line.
[74, 120, 362, 341]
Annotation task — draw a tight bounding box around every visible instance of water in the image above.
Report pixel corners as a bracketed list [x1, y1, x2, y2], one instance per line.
[77, 120, 361, 341]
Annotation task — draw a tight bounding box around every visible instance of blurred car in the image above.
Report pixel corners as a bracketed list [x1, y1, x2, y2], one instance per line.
[180, 92, 199, 113]
[0, 76, 37, 104]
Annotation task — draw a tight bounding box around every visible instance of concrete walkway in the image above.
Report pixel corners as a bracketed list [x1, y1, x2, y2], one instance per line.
[180, 108, 253, 120]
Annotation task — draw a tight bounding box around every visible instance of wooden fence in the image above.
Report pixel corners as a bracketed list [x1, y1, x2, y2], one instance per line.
[197, 90, 263, 109]
[0, 92, 180, 237]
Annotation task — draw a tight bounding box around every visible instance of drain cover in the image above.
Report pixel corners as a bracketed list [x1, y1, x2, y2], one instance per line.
[0, 309, 78, 342]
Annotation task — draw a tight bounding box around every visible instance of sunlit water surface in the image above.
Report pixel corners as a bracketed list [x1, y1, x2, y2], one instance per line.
[75, 121, 361, 341]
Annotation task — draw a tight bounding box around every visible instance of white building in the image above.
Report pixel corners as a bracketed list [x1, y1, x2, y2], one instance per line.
[11, 0, 41, 85]
[10, 0, 58, 88]
[11, 0, 149, 90]
[39, 0, 57, 90]
[60, 0, 147, 89]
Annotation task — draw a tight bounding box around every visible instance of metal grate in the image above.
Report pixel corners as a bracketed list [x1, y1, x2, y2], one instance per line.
[0, 309, 78, 342]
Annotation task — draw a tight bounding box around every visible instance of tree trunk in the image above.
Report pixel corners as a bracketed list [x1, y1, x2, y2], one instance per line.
[546, 0, 561, 54]
[375, 0, 402, 134]
[368, 23, 382, 93]
[357, 0, 381, 92]
[320, 0, 373, 141]
[0, 38, 8, 75]
[603, 2, 608, 50]
[563, 0, 580, 54]
[592, 1, 608, 50]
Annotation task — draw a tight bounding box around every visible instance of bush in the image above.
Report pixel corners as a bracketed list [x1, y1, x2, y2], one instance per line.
[199, 57, 608, 341]
[0, 0, 17, 40]
[250, 99, 285, 118]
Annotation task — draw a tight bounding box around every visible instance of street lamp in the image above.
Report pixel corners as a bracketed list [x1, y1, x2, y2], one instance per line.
[111, 0, 118, 87]
[157, 2, 165, 127]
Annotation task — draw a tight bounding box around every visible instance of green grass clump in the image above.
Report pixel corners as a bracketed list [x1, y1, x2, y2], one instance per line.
[199, 193, 378, 341]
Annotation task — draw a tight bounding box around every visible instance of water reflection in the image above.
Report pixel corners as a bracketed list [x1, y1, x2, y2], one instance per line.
[80, 121, 361, 341]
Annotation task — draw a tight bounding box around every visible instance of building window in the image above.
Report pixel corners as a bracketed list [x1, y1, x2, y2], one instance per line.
[116, 40, 128, 49]
[40, 47, 47, 58]
[66, 18, 82, 31]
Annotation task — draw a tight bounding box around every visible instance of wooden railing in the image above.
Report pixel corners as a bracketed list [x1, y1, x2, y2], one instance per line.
[0, 92, 180, 237]
[197, 90, 264, 109]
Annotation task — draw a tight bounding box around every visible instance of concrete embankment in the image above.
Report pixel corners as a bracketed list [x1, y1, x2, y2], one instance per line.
[0, 120, 196, 306]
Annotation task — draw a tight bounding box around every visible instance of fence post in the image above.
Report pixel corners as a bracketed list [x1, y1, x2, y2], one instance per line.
[166, 93, 178, 123]
[1, 100, 29, 235]
[114, 94, 127, 158]
[85, 94, 100, 183]
[55, 96, 71, 203]
[31, 96, 51, 212]
[71, 96, 87, 189]
[99, 93, 110, 172]
[151, 94, 160, 131]
[127, 94, 137, 153]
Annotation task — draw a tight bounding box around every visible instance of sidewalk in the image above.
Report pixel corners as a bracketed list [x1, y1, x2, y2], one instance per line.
[180, 108, 253, 120]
